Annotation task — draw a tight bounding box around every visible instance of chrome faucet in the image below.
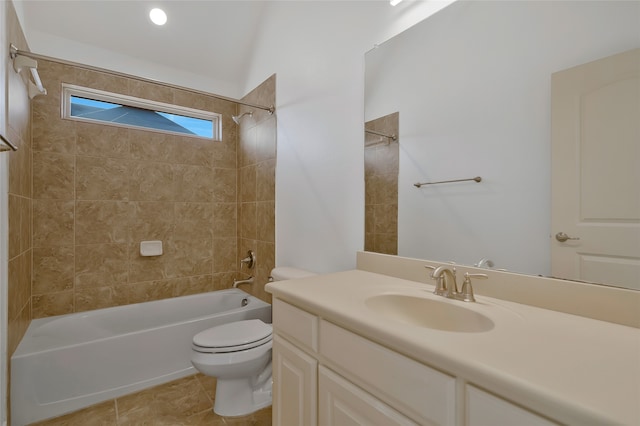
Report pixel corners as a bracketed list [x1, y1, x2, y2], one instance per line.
[425, 265, 487, 302]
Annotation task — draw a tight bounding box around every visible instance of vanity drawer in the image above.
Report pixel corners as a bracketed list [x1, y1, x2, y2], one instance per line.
[466, 385, 558, 426]
[319, 320, 456, 426]
[273, 298, 318, 353]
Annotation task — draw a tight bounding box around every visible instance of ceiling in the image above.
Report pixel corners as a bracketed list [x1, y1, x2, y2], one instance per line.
[18, 1, 270, 95]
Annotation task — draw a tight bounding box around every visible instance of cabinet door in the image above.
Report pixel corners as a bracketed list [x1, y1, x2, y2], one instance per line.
[319, 366, 418, 426]
[273, 334, 318, 426]
[466, 385, 558, 426]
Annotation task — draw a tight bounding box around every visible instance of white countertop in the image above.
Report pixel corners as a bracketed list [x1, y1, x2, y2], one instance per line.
[266, 269, 640, 426]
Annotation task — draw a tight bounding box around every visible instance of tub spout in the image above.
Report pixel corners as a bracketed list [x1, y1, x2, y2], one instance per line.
[233, 276, 254, 288]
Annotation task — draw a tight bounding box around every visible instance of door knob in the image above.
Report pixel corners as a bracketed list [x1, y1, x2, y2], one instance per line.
[555, 232, 580, 242]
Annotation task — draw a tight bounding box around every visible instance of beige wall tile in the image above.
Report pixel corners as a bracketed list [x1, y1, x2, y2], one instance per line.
[129, 250, 168, 283]
[20, 196, 32, 253]
[129, 161, 174, 202]
[239, 202, 257, 240]
[32, 104, 76, 154]
[239, 165, 256, 202]
[172, 137, 214, 167]
[213, 203, 236, 238]
[256, 160, 275, 202]
[173, 275, 214, 297]
[32, 291, 74, 318]
[256, 116, 277, 162]
[33, 199, 75, 247]
[33, 246, 75, 294]
[127, 280, 177, 304]
[33, 152, 75, 200]
[174, 202, 213, 238]
[8, 194, 21, 259]
[213, 272, 236, 291]
[239, 126, 257, 167]
[257, 202, 275, 243]
[8, 252, 30, 321]
[76, 156, 130, 200]
[75, 201, 131, 244]
[212, 138, 237, 169]
[213, 237, 237, 272]
[75, 285, 128, 312]
[75, 244, 129, 288]
[212, 168, 237, 203]
[130, 130, 175, 162]
[76, 122, 130, 158]
[173, 164, 214, 202]
[130, 201, 174, 242]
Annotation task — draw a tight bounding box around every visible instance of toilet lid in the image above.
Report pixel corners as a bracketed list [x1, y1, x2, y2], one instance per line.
[192, 319, 272, 352]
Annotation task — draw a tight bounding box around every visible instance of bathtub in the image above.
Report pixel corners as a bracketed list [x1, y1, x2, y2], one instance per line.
[11, 289, 271, 426]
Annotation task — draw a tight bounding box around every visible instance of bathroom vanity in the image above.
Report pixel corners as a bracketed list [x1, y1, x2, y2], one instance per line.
[265, 252, 640, 426]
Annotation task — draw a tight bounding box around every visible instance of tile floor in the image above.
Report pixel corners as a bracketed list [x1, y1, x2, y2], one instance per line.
[29, 374, 272, 426]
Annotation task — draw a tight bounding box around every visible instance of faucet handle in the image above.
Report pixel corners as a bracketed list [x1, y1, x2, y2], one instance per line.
[459, 273, 488, 302]
[425, 265, 447, 296]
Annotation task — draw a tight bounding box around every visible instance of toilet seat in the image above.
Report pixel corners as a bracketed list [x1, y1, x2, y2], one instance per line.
[192, 319, 272, 354]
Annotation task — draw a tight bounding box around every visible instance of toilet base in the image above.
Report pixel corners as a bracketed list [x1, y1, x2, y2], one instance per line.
[213, 376, 273, 417]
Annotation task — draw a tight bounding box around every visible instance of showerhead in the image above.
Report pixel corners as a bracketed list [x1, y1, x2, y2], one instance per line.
[232, 111, 253, 125]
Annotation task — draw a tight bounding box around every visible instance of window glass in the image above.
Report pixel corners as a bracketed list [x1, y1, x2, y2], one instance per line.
[63, 85, 220, 140]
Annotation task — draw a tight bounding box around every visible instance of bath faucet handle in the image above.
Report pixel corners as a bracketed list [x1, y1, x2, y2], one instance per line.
[458, 273, 488, 302]
[240, 250, 255, 269]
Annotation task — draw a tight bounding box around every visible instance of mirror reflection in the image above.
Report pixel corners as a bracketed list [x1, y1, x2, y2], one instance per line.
[365, 112, 399, 255]
[364, 0, 640, 290]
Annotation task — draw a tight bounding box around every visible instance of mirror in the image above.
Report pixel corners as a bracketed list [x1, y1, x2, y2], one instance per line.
[364, 0, 640, 289]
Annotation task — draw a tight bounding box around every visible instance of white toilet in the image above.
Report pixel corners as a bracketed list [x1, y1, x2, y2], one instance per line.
[191, 267, 315, 417]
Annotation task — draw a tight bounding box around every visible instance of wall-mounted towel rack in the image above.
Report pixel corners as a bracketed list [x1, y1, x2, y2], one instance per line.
[0, 133, 18, 152]
[365, 129, 397, 141]
[414, 176, 482, 188]
[10, 45, 47, 99]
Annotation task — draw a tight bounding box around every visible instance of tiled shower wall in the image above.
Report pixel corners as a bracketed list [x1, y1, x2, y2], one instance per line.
[364, 112, 398, 255]
[6, 0, 33, 359]
[30, 59, 276, 317]
[237, 75, 276, 303]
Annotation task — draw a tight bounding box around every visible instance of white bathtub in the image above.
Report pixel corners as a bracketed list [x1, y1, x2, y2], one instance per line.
[11, 289, 271, 425]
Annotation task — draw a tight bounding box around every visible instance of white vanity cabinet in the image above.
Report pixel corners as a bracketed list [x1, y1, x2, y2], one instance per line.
[272, 298, 455, 426]
[272, 297, 565, 426]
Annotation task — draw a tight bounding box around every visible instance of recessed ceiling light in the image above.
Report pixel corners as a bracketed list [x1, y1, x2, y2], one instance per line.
[390, 0, 403, 5]
[149, 8, 167, 26]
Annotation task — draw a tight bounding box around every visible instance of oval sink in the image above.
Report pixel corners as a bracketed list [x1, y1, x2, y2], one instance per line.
[365, 294, 494, 333]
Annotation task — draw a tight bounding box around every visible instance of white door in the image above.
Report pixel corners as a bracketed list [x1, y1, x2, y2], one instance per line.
[551, 48, 640, 289]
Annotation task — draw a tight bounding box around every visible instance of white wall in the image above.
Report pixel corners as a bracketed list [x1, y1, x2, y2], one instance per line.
[365, 1, 640, 276]
[242, 1, 454, 273]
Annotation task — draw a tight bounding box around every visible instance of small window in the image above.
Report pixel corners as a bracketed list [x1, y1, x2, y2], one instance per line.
[62, 84, 221, 140]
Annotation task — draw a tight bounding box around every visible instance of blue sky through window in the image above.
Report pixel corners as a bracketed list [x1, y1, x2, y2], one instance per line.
[69, 95, 214, 138]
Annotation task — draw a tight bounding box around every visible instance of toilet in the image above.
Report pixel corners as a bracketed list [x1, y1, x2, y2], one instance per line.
[191, 267, 315, 417]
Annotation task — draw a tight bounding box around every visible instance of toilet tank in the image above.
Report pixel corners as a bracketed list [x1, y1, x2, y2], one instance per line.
[270, 267, 316, 282]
